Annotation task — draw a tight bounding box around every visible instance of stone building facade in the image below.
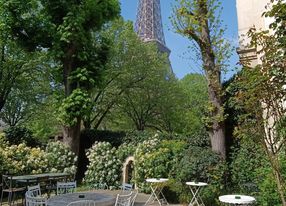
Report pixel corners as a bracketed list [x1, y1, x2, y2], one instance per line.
[236, 0, 272, 67]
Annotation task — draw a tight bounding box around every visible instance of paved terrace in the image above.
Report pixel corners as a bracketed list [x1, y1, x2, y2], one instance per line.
[1, 189, 182, 206]
[94, 189, 181, 206]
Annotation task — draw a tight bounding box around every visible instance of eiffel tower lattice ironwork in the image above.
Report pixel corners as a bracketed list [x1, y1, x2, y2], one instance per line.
[135, 0, 171, 55]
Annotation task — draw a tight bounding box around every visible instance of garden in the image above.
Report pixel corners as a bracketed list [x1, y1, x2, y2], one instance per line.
[0, 0, 285, 206]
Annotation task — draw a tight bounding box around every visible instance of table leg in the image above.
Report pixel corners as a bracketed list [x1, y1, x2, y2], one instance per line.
[145, 185, 162, 206]
[158, 187, 169, 205]
[189, 187, 205, 206]
[145, 184, 169, 206]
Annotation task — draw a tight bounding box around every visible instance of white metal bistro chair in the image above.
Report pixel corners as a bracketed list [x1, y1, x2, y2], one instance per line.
[25, 192, 47, 206]
[115, 192, 133, 206]
[120, 183, 133, 191]
[56, 181, 77, 195]
[67, 200, 96, 206]
[27, 184, 42, 197]
[130, 190, 138, 206]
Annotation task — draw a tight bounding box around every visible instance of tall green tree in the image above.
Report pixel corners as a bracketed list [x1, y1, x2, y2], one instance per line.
[0, 53, 51, 127]
[82, 19, 186, 133]
[179, 73, 208, 134]
[171, 0, 231, 158]
[0, 0, 120, 155]
[0, 38, 36, 113]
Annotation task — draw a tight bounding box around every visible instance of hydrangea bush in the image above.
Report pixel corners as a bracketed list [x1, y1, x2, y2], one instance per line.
[134, 138, 185, 192]
[84, 142, 121, 189]
[116, 143, 136, 162]
[45, 141, 77, 175]
[0, 143, 48, 174]
[0, 141, 77, 176]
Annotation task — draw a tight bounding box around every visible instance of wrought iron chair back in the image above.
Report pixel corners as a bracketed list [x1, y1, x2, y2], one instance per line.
[130, 190, 138, 206]
[25, 192, 47, 206]
[120, 183, 133, 191]
[115, 192, 133, 206]
[27, 184, 42, 197]
[57, 181, 77, 195]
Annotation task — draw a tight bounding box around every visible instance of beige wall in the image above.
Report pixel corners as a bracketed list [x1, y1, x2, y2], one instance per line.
[236, 0, 272, 67]
[236, 0, 270, 47]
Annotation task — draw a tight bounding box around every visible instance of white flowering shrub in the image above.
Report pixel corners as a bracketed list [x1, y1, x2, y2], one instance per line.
[0, 141, 77, 176]
[45, 141, 77, 175]
[84, 141, 121, 189]
[116, 143, 136, 162]
[0, 143, 48, 174]
[135, 137, 187, 192]
[134, 138, 161, 191]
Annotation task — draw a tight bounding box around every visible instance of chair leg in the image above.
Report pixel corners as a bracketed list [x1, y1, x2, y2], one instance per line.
[8, 192, 12, 206]
[0, 190, 3, 206]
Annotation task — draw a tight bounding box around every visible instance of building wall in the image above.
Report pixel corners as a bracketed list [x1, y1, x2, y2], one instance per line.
[236, 0, 272, 67]
[236, 0, 286, 151]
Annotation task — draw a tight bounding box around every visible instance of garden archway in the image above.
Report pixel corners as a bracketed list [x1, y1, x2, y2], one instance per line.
[122, 156, 134, 184]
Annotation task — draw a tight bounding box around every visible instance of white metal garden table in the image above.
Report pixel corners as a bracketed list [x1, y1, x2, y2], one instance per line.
[219, 195, 256, 205]
[186, 181, 208, 206]
[145, 178, 169, 206]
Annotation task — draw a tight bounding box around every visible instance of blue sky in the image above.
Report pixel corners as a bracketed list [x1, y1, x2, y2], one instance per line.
[119, 0, 239, 80]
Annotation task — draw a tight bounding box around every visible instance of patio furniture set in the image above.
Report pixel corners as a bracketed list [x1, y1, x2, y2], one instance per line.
[0, 173, 138, 206]
[145, 178, 256, 206]
[0, 173, 256, 206]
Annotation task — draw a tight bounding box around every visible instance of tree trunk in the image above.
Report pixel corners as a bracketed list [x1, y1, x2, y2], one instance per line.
[63, 117, 81, 156]
[270, 155, 286, 206]
[83, 118, 91, 130]
[61, 44, 82, 156]
[274, 168, 286, 206]
[198, 0, 226, 158]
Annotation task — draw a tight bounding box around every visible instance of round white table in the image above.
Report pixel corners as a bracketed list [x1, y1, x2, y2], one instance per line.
[186, 182, 208, 206]
[47, 192, 115, 206]
[145, 178, 169, 206]
[219, 195, 256, 205]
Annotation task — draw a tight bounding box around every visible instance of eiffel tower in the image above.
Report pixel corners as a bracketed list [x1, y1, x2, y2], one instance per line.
[135, 0, 171, 56]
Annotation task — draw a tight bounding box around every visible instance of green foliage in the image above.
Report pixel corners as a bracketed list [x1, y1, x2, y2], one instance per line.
[3, 126, 40, 147]
[58, 89, 92, 126]
[84, 142, 121, 189]
[264, 0, 286, 48]
[24, 95, 61, 142]
[230, 138, 266, 194]
[80, 129, 126, 148]
[170, 145, 226, 205]
[179, 74, 208, 134]
[0, 0, 121, 154]
[123, 131, 156, 145]
[255, 166, 282, 206]
[85, 19, 186, 133]
[116, 143, 136, 162]
[134, 138, 187, 193]
[259, 155, 286, 206]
